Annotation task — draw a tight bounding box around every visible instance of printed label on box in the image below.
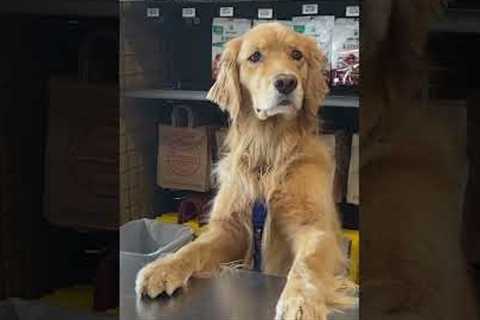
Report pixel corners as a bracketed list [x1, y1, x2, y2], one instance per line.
[146, 8, 160, 17]
[219, 7, 234, 17]
[182, 8, 196, 18]
[302, 4, 318, 15]
[346, 6, 360, 17]
[257, 8, 273, 19]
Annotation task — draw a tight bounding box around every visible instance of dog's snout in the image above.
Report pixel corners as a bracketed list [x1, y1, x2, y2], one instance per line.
[274, 74, 297, 95]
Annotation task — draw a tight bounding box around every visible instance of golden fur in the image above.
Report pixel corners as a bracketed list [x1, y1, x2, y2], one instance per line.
[361, 0, 479, 319]
[136, 23, 355, 319]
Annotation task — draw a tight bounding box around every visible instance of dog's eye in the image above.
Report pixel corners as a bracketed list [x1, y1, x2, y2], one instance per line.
[248, 51, 262, 63]
[291, 49, 303, 61]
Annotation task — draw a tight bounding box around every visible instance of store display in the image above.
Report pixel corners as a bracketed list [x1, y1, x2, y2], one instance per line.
[212, 18, 252, 81]
[292, 15, 335, 80]
[331, 18, 359, 86]
[123, 0, 359, 229]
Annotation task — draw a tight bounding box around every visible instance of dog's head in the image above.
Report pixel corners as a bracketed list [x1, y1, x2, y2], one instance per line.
[207, 22, 328, 123]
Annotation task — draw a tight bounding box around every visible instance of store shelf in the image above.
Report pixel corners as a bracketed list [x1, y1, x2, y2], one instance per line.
[124, 89, 359, 108]
[3, 0, 118, 17]
[431, 8, 480, 34]
[125, 89, 208, 101]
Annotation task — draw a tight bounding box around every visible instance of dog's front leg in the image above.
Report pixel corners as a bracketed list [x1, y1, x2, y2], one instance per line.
[271, 168, 353, 320]
[274, 226, 347, 320]
[136, 187, 249, 298]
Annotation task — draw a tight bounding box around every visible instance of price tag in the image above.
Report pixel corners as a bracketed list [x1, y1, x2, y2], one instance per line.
[219, 7, 234, 17]
[302, 4, 318, 15]
[346, 6, 360, 17]
[257, 8, 273, 19]
[146, 8, 160, 18]
[182, 7, 196, 18]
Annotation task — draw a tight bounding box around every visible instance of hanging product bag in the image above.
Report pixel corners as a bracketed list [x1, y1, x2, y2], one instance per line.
[157, 106, 212, 192]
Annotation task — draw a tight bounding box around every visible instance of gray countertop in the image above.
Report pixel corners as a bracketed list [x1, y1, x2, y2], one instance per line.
[120, 257, 359, 320]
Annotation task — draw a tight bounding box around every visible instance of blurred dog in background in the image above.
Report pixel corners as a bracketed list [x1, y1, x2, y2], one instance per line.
[361, 0, 479, 319]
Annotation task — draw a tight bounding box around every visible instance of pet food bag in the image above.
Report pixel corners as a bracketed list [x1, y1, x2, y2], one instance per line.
[347, 133, 359, 204]
[157, 106, 213, 192]
[292, 16, 335, 80]
[212, 18, 252, 81]
[253, 20, 293, 28]
[331, 18, 359, 86]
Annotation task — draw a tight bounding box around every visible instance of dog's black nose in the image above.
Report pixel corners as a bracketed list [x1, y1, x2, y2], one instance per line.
[274, 74, 298, 95]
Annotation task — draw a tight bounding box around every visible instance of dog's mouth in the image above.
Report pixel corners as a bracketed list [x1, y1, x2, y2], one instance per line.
[278, 99, 292, 106]
[256, 100, 298, 120]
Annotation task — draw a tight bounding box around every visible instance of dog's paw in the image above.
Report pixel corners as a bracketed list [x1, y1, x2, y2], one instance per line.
[135, 255, 194, 299]
[275, 282, 327, 320]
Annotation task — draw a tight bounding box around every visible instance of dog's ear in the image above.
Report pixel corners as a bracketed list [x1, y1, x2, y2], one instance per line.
[304, 39, 329, 123]
[207, 38, 242, 122]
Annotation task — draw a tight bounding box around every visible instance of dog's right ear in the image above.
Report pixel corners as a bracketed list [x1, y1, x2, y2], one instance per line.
[207, 38, 242, 122]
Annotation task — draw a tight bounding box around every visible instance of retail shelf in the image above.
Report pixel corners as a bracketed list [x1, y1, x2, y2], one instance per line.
[3, 0, 118, 16]
[431, 8, 480, 34]
[124, 89, 359, 108]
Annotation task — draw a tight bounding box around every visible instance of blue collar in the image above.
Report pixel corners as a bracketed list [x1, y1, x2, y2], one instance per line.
[252, 201, 267, 272]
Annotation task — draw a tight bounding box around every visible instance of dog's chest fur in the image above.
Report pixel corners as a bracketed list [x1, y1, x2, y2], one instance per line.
[235, 135, 301, 275]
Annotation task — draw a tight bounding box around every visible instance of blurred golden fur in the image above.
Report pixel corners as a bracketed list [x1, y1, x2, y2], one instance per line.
[136, 23, 355, 320]
[361, 0, 479, 319]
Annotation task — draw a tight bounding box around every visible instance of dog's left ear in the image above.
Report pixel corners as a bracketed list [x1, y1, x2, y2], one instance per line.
[304, 39, 329, 121]
[207, 38, 242, 123]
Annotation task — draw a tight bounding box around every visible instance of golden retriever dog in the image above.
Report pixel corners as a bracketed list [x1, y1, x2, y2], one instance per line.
[361, 0, 479, 319]
[136, 23, 355, 319]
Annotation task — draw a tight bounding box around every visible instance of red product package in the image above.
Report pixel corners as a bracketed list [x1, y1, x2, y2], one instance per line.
[331, 18, 359, 87]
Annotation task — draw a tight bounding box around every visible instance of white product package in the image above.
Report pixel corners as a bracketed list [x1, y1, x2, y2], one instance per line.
[212, 18, 252, 80]
[331, 18, 359, 86]
[292, 16, 335, 77]
[253, 20, 293, 28]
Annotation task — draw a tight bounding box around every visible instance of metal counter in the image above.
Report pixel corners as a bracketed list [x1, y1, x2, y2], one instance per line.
[120, 257, 359, 320]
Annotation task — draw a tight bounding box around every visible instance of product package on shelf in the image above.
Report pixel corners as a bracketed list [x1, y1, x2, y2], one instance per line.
[157, 106, 214, 192]
[212, 18, 252, 81]
[331, 18, 359, 87]
[347, 133, 359, 204]
[253, 20, 293, 28]
[292, 16, 335, 82]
